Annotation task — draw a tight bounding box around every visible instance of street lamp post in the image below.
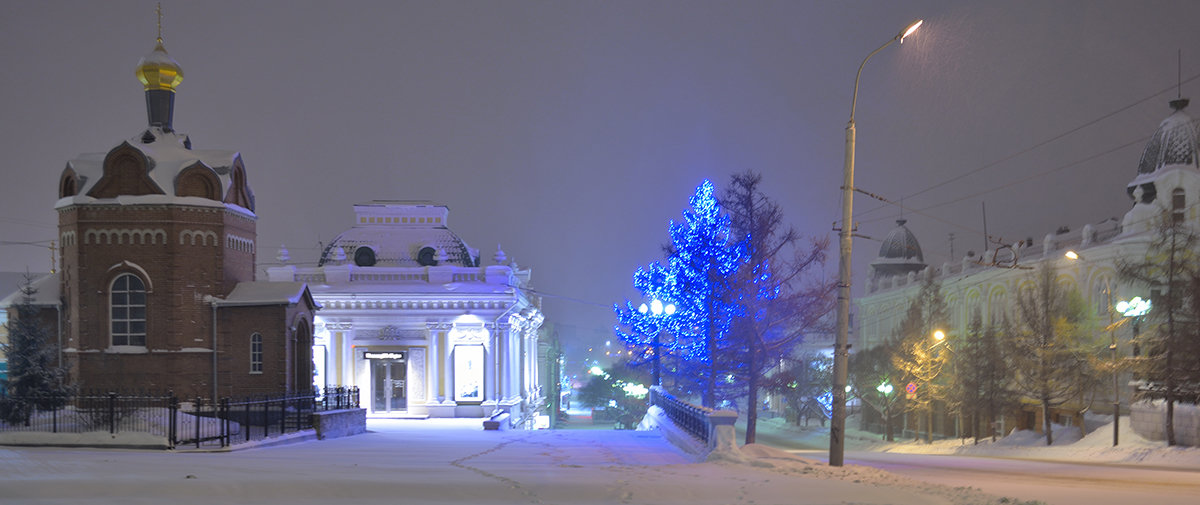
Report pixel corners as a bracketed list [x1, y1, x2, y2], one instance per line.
[1115, 296, 1151, 439]
[830, 18, 923, 467]
[1066, 250, 1121, 446]
[638, 299, 675, 387]
[876, 381, 894, 441]
[929, 330, 961, 441]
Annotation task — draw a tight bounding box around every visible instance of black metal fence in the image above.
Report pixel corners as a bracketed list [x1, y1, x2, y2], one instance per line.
[648, 386, 713, 443]
[0, 387, 359, 449]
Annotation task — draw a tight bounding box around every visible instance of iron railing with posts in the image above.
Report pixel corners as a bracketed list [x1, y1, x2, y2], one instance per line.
[0, 386, 360, 449]
[648, 386, 713, 443]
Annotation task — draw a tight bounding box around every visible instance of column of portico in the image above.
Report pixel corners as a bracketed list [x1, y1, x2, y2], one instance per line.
[502, 319, 518, 403]
[524, 310, 544, 402]
[425, 322, 454, 416]
[492, 323, 503, 403]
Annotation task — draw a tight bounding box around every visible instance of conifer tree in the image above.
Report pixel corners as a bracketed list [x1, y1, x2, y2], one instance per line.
[614, 179, 746, 407]
[951, 310, 1019, 443]
[0, 275, 71, 425]
[850, 344, 902, 441]
[1118, 213, 1200, 446]
[1011, 262, 1094, 445]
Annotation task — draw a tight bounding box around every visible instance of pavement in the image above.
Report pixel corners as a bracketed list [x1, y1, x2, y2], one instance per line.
[0, 416, 988, 505]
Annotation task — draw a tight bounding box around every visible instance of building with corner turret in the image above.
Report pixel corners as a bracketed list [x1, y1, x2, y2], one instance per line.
[855, 97, 1200, 444]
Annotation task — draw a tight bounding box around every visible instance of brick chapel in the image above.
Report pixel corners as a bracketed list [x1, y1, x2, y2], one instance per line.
[39, 32, 318, 399]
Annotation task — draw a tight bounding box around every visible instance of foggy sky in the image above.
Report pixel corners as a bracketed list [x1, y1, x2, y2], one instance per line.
[4, 1, 1200, 356]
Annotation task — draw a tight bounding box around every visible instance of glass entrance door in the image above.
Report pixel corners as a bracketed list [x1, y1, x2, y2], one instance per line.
[371, 359, 407, 413]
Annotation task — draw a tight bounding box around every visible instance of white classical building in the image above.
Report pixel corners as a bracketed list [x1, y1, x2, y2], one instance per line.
[268, 201, 544, 422]
[856, 98, 1200, 442]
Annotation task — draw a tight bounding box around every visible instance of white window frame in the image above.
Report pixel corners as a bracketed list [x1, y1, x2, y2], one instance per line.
[110, 273, 147, 349]
[250, 332, 263, 374]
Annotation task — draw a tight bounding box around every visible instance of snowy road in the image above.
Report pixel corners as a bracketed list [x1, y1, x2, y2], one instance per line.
[0, 419, 1027, 505]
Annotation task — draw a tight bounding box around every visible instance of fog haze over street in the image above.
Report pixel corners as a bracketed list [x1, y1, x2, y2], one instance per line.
[4, 1, 1200, 357]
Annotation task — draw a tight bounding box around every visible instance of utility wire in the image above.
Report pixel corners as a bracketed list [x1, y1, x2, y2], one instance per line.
[858, 135, 1148, 231]
[854, 72, 1200, 222]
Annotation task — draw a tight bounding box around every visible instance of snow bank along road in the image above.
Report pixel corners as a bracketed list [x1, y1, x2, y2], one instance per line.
[0, 418, 1043, 505]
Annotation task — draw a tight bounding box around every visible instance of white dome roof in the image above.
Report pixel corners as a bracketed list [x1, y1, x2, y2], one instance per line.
[1137, 98, 1200, 175]
[318, 201, 479, 268]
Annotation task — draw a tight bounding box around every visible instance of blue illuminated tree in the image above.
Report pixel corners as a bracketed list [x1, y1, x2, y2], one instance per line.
[614, 179, 747, 407]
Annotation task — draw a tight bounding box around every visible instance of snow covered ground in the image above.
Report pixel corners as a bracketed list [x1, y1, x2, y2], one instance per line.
[751, 413, 1200, 470]
[0, 417, 1031, 505]
[0, 413, 1197, 504]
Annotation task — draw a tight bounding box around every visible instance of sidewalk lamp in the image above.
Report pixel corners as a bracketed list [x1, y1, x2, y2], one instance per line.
[831, 17, 923, 468]
[876, 381, 895, 441]
[1066, 250, 1134, 446]
[638, 299, 676, 386]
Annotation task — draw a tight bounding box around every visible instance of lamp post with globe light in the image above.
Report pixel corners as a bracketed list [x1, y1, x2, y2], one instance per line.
[1116, 296, 1152, 444]
[876, 381, 895, 441]
[830, 18, 923, 467]
[1066, 250, 1143, 446]
[638, 299, 676, 387]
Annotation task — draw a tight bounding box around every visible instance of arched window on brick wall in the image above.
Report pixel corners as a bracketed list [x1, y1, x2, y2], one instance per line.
[110, 273, 147, 347]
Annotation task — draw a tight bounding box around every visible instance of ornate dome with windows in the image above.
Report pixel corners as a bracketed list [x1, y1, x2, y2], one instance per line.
[1123, 97, 1200, 234]
[869, 219, 926, 280]
[1136, 98, 1200, 175]
[317, 201, 479, 267]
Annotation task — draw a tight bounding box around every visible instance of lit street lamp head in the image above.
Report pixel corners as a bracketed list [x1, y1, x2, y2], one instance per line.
[899, 19, 923, 43]
[639, 298, 675, 316]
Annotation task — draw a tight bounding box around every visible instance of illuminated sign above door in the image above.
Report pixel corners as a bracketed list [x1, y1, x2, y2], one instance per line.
[365, 352, 406, 361]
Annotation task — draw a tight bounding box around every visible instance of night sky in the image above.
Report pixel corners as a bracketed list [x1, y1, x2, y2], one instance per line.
[4, 1, 1200, 359]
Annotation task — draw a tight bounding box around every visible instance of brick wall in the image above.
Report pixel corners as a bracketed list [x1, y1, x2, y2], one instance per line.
[55, 201, 298, 399]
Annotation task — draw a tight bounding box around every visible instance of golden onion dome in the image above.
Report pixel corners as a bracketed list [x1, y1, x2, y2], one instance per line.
[136, 38, 184, 92]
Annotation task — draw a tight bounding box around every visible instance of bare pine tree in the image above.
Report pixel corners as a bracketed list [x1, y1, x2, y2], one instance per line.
[1011, 262, 1094, 445]
[718, 170, 835, 444]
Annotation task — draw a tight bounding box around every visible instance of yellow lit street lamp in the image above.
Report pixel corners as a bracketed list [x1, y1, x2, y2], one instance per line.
[831, 18, 923, 467]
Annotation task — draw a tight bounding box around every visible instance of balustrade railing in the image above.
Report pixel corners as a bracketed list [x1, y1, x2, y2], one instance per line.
[648, 386, 713, 443]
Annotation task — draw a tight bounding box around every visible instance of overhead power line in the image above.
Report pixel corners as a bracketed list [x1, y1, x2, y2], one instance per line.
[854, 72, 1200, 223]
